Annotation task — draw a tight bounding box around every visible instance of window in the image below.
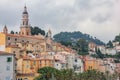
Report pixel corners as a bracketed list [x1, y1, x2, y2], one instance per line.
[7, 57, 12, 62]
[18, 78, 22, 80]
[24, 78, 28, 80]
[45, 60, 46, 65]
[34, 61, 36, 65]
[13, 51, 15, 53]
[27, 32, 29, 35]
[22, 40, 24, 42]
[15, 38, 17, 41]
[23, 22, 24, 25]
[7, 37, 10, 40]
[14, 54, 16, 57]
[6, 66, 10, 71]
[8, 43, 11, 45]
[75, 59, 77, 62]
[40, 61, 41, 64]
[6, 76, 10, 80]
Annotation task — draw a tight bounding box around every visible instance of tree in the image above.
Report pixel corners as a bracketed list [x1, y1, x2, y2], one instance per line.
[15, 32, 18, 34]
[35, 67, 58, 80]
[31, 26, 45, 36]
[114, 34, 120, 42]
[76, 39, 88, 55]
[60, 41, 72, 47]
[107, 40, 113, 48]
[35, 67, 116, 80]
[53, 31, 105, 45]
[96, 48, 104, 59]
[10, 30, 14, 34]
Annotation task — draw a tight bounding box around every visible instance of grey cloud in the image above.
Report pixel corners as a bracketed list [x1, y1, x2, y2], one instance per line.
[0, 0, 119, 42]
[91, 14, 111, 23]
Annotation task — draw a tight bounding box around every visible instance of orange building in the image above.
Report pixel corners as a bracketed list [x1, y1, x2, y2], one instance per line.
[16, 55, 54, 80]
[83, 56, 98, 71]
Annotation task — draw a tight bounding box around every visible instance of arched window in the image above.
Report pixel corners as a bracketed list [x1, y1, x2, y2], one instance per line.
[27, 32, 29, 35]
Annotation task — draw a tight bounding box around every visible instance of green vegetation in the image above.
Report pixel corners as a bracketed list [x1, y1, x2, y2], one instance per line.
[114, 34, 120, 42]
[91, 52, 120, 63]
[60, 38, 89, 55]
[10, 30, 14, 34]
[107, 33, 120, 47]
[53, 31, 105, 45]
[107, 41, 113, 48]
[90, 48, 104, 59]
[96, 48, 104, 59]
[53, 31, 105, 55]
[10, 26, 45, 36]
[34, 67, 57, 80]
[35, 67, 120, 80]
[31, 26, 45, 36]
[75, 39, 88, 55]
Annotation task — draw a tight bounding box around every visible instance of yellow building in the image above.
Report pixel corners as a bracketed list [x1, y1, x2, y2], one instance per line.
[16, 55, 54, 80]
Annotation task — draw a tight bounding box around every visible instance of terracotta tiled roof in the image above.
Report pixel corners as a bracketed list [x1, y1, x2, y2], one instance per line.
[0, 51, 14, 55]
[6, 45, 21, 48]
[6, 33, 44, 40]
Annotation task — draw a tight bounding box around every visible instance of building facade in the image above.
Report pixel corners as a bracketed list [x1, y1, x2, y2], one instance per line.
[0, 51, 16, 80]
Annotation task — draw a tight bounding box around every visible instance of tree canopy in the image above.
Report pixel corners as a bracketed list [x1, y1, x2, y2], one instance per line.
[53, 31, 105, 45]
[76, 39, 88, 55]
[34, 67, 120, 80]
[114, 34, 120, 42]
[107, 40, 113, 48]
[31, 26, 45, 36]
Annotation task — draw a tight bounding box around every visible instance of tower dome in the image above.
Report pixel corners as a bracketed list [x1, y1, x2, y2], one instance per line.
[23, 6, 28, 14]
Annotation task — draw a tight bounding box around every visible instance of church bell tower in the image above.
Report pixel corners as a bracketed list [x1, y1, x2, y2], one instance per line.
[20, 6, 31, 36]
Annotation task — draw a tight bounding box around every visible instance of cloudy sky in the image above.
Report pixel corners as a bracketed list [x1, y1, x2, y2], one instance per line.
[0, 0, 120, 43]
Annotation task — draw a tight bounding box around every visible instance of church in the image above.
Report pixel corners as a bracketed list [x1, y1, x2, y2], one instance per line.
[0, 6, 53, 58]
[0, 6, 76, 80]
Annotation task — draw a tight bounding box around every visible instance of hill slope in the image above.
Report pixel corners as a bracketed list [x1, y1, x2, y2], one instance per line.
[53, 31, 105, 45]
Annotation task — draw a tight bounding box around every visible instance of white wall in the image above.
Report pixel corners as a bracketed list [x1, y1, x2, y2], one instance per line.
[0, 54, 15, 80]
[0, 45, 5, 51]
[106, 48, 116, 55]
[74, 58, 84, 73]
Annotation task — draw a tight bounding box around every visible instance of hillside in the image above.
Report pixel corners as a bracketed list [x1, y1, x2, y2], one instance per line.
[53, 31, 105, 45]
[114, 34, 120, 42]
